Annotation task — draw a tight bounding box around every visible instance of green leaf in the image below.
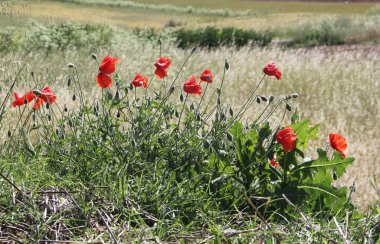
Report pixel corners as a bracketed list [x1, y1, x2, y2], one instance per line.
[291, 149, 354, 179]
[291, 119, 319, 152]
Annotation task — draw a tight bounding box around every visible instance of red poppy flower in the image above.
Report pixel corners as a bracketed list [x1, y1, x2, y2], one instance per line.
[329, 133, 347, 158]
[154, 68, 167, 79]
[154, 56, 171, 79]
[132, 74, 149, 88]
[96, 73, 112, 89]
[154, 56, 171, 70]
[183, 76, 202, 96]
[276, 127, 298, 153]
[32, 86, 57, 109]
[200, 69, 213, 83]
[99, 56, 119, 75]
[270, 156, 280, 168]
[263, 62, 282, 80]
[12, 91, 36, 107]
[38, 86, 57, 105]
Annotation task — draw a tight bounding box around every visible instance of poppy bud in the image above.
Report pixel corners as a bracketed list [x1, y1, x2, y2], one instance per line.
[47, 114, 52, 121]
[56, 129, 59, 135]
[7, 130, 11, 138]
[180, 94, 184, 102]
[229, 107, 233, 116]
[256, 96, 261, 104]
[217, 98, 221, 105]
[190, 104, 194, 110]
[220, 112, 226, 121]
[114, 90, 120, 101]
[227, 132, 233, 141]
[175, 111, 179, 118]
[67, 78, 71, 87]
[196, 114, 201, 121]
[158, 38, 162, 45]
[269, 96, 274, 103]
[31, 71, 35, 78]
[107, 91, 113, 100]
[168, 87, 175, 94]
[63, 105, 68, 112]
[286, 104, 292, 111]
[291, 93, 298, 99]
[32, 113, 36, 121]
[333, 171, 337, 180]
[260, 96, 268, 102]
[129, 83, 133, 90]
[216, 88, 221, 96]
[225, 59, 229, 71]
[32, 90, 41, 96]
[191, 47, 197, 54]
[72, 94, 76, 101]
[23, 97, 28, 105]
[91, 53, 97, 60]
[116, 110, 121, 118]
[46, 103, 50, 109]
[67, 63, 76, 68]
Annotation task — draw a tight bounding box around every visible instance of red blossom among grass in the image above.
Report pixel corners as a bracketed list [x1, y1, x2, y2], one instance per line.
[12, 91, 36, 107]
[12, 86, 57, 110]
[183, 76, 202, 96]
[329, 133, 347, 158]
[96, 56, 119, 89]
[200, 69, 213, 83]
[132, 74, 149, 88]
[154, 56, 171, 79]
[96, 73, 113, 89]
[276, 127, 298, 153]
[32, 86, 57, 109]
[99, 56, 119, 75]
[263, 62, 282, 80]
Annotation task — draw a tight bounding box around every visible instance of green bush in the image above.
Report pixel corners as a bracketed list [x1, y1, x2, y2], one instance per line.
[0, 21, 114, 53]
[287, 19, 345, 47]
[175, 27, 274, 49]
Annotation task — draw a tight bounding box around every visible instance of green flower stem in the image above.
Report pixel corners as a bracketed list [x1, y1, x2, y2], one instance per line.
[196, 82, 209, 114]
[232, 74, 266, 124]
[283, 152, 288, 184]
[177, 93, 189, 129]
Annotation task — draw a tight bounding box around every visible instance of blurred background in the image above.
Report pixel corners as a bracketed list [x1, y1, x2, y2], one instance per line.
[1, 0, 379, 208]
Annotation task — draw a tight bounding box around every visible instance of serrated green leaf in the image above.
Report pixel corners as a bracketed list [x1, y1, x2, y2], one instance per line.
[291, 119, 319, 152]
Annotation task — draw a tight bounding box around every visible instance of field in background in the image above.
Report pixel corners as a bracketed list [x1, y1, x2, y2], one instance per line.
[0, 0, 379, 208]
[1, 0, 379, 31]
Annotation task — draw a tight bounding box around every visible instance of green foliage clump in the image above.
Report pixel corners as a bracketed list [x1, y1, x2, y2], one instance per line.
[287, 19, 344, 47]
[0, 21, 113, 53]
[0, 51, 378, 242]
[175, 27, 274, 49]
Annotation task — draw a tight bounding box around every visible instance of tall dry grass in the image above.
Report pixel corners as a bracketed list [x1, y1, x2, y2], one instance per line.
[1, 44, 379, 208]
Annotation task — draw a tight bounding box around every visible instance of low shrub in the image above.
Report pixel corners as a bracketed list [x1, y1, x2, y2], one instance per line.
[0, 21, 114, 53]
[175, 27, 274, 49]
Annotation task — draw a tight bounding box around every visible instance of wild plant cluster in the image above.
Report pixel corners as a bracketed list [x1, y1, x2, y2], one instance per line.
[0, 47, 378, 242]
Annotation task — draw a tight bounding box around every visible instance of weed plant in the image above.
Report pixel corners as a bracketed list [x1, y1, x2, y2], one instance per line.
[0, 42, 379, 242]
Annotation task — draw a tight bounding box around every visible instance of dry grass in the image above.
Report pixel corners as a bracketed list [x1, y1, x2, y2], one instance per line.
[1, 43, 379, 208]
